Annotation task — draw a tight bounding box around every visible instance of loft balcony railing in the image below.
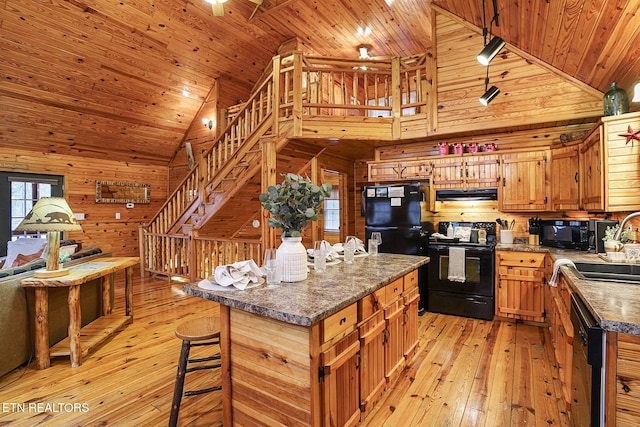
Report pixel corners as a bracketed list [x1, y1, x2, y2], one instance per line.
[141, 51, 432, 281]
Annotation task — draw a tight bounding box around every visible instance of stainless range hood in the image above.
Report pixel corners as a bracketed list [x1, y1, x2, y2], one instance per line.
[435, 188, 498, 201]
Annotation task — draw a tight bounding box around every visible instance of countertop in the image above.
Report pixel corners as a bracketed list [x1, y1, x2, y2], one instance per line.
[496, 242, 640, 335]
[183, 253, 429, 327]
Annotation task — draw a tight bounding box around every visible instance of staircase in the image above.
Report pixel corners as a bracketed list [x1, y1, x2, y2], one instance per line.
[139, 51, 432, 282]
[140, 60, 285, 281]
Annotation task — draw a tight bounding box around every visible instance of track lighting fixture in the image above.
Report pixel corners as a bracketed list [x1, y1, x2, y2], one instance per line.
[202, 118, 214, 129]
[477, 36, 505, 66]
[479, 85, 500, 106]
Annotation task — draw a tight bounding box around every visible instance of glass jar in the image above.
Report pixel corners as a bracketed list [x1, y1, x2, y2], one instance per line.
[603, 82, 629, 116]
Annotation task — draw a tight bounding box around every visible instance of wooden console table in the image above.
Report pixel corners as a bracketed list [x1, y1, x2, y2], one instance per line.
[21, 257, 139, 369]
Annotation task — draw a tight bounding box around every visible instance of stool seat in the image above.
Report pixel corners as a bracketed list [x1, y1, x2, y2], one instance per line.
[175, 317, 220, 342]
[169, 316, 221, 427]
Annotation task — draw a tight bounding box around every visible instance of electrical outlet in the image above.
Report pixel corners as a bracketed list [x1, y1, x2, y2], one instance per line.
[115, 212, 121, 220]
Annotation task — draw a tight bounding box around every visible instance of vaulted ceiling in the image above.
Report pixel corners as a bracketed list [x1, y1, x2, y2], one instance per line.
[1, 0, 639, 165]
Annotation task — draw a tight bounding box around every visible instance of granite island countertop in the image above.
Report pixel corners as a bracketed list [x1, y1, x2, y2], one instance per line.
[496, 242, 640, 335]
[183, 253, 429, 327]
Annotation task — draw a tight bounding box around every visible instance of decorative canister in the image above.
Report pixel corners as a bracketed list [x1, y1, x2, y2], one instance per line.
[484, 142, 496, 152]
[603, 82, 629, 116]
[438, 142, 450, 155]
[453, 143, 464, 154]
[277, 237, 308, 282]
[468, 143, 479, 153]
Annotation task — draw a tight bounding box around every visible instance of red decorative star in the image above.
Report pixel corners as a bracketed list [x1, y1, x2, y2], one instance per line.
[619, 125, 640, 145]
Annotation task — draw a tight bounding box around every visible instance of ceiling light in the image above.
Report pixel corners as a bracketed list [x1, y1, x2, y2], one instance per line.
[479, 86, 500, 106]
[204, 0, 227, 4]
[357, 25, 371, 38]
[477, 36, 505, 66]
[633, 81, 640, 103]
[357, 44, 372, 60]
[182, 89, 190, 97]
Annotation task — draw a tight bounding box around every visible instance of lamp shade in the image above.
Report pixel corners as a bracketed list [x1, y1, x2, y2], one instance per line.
[477, 36, 506, 66]
[479, 86, 500, 106]
[15, 197, 82, 232]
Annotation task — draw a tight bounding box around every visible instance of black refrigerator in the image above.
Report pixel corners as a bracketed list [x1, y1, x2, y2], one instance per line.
[363, 183, 431, 312]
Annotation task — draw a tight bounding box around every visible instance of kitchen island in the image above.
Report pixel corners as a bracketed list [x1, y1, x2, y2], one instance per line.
[184, 253, 428, 426]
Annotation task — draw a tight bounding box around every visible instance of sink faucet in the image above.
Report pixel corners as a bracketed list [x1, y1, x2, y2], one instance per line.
[614, 212, 640, 241]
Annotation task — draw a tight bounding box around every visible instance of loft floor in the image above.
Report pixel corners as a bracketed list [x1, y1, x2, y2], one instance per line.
[0, 274, 569, 426]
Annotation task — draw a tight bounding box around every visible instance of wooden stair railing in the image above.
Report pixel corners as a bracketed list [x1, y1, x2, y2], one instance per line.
[145, 65, 278, 237]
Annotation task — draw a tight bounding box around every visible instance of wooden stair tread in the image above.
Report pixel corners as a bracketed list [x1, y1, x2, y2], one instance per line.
[49, 314, 133, 358]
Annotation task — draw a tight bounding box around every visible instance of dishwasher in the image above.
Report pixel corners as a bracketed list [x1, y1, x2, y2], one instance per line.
[570, 293, 604, 427]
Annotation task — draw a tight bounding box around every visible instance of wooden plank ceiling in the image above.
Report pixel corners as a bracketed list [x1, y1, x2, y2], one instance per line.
[0, 0, 638, 165]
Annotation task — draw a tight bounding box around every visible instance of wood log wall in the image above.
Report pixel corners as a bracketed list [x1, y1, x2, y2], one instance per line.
[1, 149, 167, 257]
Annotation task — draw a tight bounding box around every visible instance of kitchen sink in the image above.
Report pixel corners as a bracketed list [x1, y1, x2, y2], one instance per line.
[573, 261, 640, 283]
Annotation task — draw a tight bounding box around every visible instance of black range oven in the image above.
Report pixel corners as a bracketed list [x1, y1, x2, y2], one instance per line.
[427, 222, 496, 321]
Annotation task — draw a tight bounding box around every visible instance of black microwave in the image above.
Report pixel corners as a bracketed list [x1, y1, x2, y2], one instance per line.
[539, 220, 589, 250]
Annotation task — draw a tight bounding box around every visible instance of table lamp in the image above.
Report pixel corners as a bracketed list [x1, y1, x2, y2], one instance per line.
[15, 197, 83, 278]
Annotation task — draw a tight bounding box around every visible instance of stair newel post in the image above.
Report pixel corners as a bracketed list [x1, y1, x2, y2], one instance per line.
[272, 55, 281, 137]
[310, 157, 321, 245]
[292, 51, 303, 137]
[261, 138, 278, 252]
[391, 56, 401, 140]
[188, 229, 196, 283]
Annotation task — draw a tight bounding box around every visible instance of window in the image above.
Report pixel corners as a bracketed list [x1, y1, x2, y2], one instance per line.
[11, 178, 55, 237]
[324, 188, 340, 232]
[0, 172, 63, 256]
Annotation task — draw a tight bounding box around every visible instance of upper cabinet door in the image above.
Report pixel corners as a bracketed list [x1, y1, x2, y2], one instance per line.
[465, 154, 501, 189]
[580, 125, 605, 211]
[499, 149, 550, 212]
[550, 143, 580, 211]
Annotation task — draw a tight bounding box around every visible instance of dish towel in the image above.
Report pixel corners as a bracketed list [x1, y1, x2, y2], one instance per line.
[448, 247, 466, 283]
[549, 259, 576, 287]
[201, 259, 265, 290]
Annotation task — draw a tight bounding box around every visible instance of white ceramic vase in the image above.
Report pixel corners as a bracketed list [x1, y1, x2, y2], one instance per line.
[277, 236, 308, 282]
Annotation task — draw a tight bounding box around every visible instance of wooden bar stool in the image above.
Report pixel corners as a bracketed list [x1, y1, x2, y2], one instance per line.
[169, 317, 221, 427]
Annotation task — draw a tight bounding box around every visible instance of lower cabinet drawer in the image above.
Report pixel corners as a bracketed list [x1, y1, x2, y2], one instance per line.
[322, 302, 357, 344]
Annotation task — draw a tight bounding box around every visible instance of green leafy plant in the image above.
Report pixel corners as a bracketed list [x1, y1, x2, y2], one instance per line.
[259, 173, 332, 238]
[603, 224, 630, 243]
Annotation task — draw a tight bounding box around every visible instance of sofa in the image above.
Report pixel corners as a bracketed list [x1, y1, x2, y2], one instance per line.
[0, 243, 110, 377]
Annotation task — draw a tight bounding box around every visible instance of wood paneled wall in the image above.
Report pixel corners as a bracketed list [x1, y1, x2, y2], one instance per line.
[434, 12, 603, 135]
[1, 149, 168, 257]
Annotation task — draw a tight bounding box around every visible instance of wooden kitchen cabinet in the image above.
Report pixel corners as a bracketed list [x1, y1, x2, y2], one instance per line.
[431, 153, 500, 190]
[384, 278, 405, 385]
[550, 142, 581, 211]
[544, 260, 573, 410]
[495, 251, 546, 322]
[321, 329, 361, 427]
[368, 159, 430, 182]
[606, 332, 640, 426]
[580, 124, 605, 211]
[356, 269, 420, 420]
[402, 269, 420, 362]
[499, 149, 549, 212]
[577, 112, 640, 212]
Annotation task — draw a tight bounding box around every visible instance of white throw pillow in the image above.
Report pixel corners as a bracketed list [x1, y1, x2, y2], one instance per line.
[5, 238, 47, 268]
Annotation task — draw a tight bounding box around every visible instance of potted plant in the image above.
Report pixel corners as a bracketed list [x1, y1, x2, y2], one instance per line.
[259, 173, 332, 282]
[602, 224, 629, 253]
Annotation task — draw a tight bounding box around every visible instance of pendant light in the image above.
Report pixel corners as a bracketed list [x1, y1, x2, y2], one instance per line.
[480, 85, 500, 106]
[477, 36, 505, 66]
[477, 0, 502, 105]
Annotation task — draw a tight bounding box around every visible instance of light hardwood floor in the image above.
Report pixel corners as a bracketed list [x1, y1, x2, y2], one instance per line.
[0, 274, 570, 426]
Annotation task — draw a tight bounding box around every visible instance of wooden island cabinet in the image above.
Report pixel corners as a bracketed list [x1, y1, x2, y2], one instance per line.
[184, 254, 428, 426]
